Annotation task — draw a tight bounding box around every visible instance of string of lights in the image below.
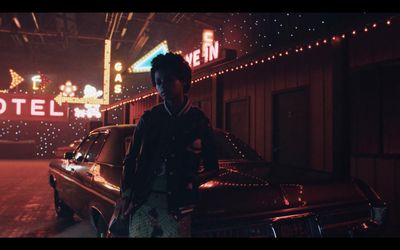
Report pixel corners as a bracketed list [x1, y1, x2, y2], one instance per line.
[192, 17, 396, 83]
[0, 113, 90, 158]
[101, 16, 398, 113]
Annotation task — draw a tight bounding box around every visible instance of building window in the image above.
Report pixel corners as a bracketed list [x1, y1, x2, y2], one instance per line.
[350, 63, 400, 155]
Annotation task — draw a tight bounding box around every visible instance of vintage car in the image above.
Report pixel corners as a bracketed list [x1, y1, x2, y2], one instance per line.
[48, 124, 387, 237]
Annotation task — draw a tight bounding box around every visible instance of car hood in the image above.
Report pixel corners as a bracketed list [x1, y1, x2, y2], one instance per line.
[196, 160, 368, 216]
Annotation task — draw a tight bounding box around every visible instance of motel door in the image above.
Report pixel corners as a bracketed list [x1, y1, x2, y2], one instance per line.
[273, 89, 309, 167]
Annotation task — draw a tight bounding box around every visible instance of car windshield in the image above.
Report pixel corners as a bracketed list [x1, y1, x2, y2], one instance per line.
[214, 130, 263, 161]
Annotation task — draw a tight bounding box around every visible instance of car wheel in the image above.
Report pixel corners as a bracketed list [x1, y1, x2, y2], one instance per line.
[53, 190, 74, 219]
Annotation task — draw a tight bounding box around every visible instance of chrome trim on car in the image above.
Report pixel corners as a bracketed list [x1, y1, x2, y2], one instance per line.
[49, 168, 117, 206]
[90, 205, 108, 229]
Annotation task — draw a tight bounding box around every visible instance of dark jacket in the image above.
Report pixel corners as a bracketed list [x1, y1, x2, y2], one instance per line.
[121, 98, 219, 216]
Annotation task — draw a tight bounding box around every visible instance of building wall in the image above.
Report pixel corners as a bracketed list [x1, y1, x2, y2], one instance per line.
[348, 23, 400, 226]
[128, 95, 158, 124]
[189, 79, 213, 125]
[219, 46, 334, 173]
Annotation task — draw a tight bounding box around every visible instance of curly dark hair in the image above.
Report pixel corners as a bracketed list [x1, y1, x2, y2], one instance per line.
[150, 52, 192, 93]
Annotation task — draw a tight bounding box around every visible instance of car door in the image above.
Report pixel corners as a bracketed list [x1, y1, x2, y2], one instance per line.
[91, 132, 131, 199]
[63, 132, 99, 213]
[89, 130, 132, 222]
[69, 131, 111, 217]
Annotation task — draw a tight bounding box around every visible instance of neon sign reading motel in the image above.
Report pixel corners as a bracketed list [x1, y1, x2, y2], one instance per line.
[0, 93, 68, 122]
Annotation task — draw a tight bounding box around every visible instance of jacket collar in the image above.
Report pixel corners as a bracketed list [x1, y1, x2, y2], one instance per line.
[164, 95, 191, 117]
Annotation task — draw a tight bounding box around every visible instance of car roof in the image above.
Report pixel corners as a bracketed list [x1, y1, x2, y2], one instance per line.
[90, 123, 227, 135]
[90, 124, 135, 134]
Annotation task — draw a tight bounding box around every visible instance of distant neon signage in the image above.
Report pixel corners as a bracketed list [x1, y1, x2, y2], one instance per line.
[0, 93, 68, 122]
[74, 85, 103, 119]
[9, 69, 24, 89]
[128, 41, 169, 73]
[184, 30, 219, 68]
[114, 62, 123, 94]
[54, 39, 111, 105]
[32, 75, 41, 90]
[114, 84, 122, 94]
[59, 81, 77, 97]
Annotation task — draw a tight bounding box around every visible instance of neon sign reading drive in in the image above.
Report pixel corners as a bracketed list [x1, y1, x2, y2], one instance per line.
[184, 29, 219, 68]
[0, 93, 68, 122]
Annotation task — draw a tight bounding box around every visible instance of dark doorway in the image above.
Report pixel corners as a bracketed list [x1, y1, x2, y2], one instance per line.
[225, 97, 250, 145]
[273, 88, 309, 167]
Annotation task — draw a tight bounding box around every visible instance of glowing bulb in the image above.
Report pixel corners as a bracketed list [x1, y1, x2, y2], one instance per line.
[386, 20, 391, 25]
[352, 30, 356, 35]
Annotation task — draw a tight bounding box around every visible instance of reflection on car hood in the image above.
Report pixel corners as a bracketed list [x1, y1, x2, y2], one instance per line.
[196, 160, 368, 216]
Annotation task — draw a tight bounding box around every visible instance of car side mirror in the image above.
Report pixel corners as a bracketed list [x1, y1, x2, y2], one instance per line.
[64, 151, 74, 160]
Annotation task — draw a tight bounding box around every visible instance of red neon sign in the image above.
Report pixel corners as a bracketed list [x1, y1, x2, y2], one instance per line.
[184, 41, 219, 68]
[184, 30, 219, 68]
[0, 93, 69, 122]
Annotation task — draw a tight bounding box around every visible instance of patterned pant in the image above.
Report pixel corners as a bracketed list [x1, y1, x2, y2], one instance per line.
[129, 192, 192, 237]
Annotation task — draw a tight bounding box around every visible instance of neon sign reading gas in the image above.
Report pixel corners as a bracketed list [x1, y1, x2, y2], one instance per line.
[184, 29, 219, 68]
[0, 93, 68, 122]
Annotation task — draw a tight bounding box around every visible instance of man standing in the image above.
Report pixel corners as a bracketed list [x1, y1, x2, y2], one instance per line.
[121, 52, 219, 237]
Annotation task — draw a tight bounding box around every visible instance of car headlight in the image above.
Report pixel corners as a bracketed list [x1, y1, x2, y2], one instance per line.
[353, 178, 387, 226]
[370, 205, 387, 226]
